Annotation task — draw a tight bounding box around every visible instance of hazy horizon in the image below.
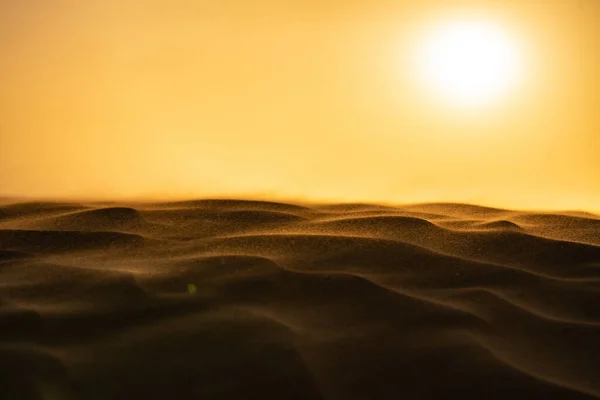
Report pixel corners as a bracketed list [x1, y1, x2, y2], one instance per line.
[2, 1, 599, 212]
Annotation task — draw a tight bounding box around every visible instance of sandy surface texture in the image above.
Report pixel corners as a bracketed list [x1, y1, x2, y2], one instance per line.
[1, 199, 599, 399]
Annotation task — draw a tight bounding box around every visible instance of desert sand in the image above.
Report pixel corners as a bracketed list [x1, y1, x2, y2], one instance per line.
[1, 199, 599, 399]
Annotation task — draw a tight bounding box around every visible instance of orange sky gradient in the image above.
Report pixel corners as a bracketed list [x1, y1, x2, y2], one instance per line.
[1, 0, 599, 212]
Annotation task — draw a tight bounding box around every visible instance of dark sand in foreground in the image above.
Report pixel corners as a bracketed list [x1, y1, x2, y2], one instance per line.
[1, 199, 599, 399]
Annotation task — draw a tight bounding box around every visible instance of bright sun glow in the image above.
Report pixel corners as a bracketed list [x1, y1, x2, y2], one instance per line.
[415, 18, 523, 108]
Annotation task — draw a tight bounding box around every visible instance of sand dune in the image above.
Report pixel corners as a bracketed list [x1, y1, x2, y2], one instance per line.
[0, 199, 599, 399]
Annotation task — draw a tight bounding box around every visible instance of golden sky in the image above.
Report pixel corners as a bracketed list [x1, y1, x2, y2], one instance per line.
[1, 0, 599, 211]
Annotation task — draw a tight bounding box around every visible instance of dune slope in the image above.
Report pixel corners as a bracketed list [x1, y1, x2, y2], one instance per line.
[0, 200, 599, 399]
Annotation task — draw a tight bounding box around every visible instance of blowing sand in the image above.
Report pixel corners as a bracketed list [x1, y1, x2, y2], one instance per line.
[1, 199, 599, 399]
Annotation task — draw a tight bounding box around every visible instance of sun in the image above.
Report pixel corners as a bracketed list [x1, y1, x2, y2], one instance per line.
[414, 18, 523, 109]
